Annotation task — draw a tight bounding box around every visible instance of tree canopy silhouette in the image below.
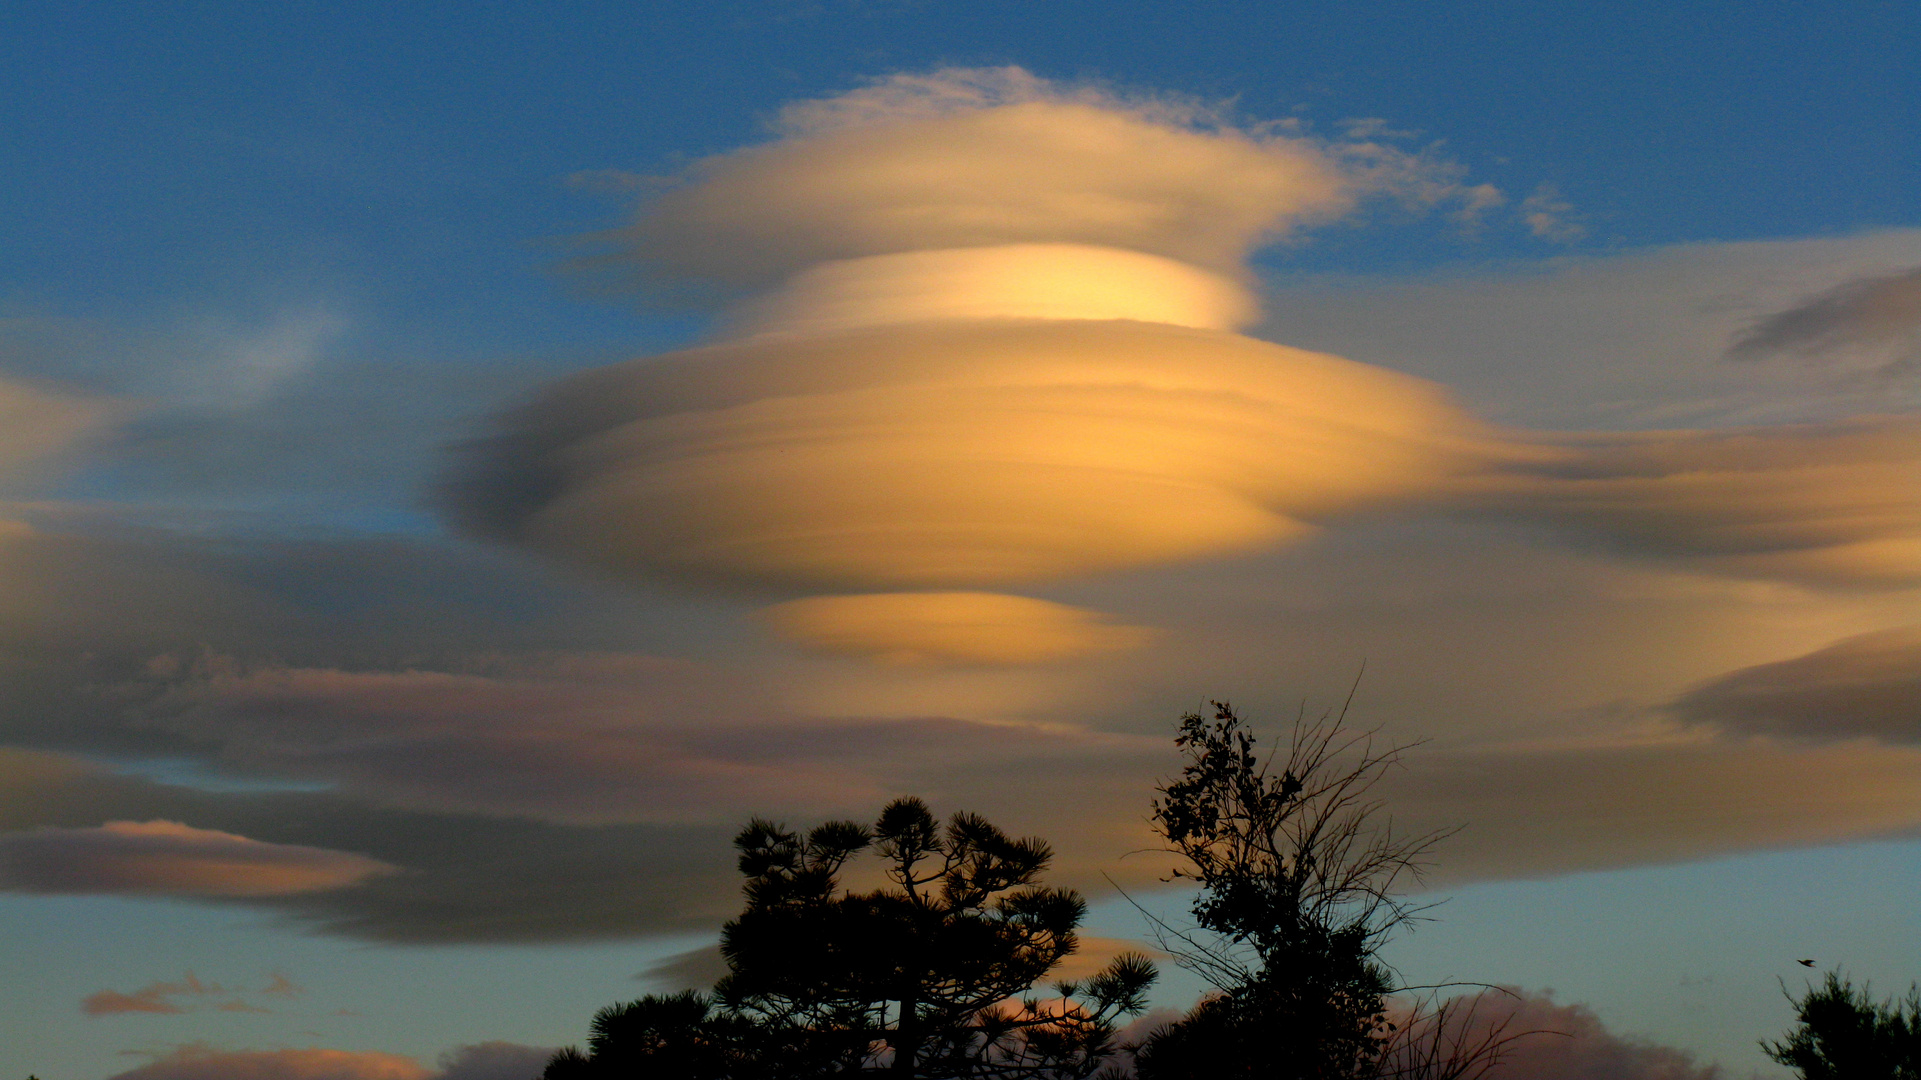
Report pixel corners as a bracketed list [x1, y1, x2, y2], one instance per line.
[546, 796, 1155, 1079]
[1134, 699, 1522, 1080]
[1765, 970, 1921, 1080]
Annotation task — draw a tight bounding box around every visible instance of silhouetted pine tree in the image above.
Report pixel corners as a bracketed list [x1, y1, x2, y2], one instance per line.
[546, 797, 1154, 1079]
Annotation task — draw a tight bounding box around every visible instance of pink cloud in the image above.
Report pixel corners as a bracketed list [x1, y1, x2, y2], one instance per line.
[104, 1043, 558, 1080]
[263, 972, 304, 999]
[83, 974, 219, 1016]
[433, 1042, 558, 1080]
[0, 820, 396, 897]
[1428, 988, 1722, 1080]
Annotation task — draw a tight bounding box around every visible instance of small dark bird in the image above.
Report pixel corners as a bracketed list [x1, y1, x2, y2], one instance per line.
[1798, 959, 1816, 967]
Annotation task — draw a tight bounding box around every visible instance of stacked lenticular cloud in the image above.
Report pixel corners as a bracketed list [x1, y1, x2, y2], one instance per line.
[441, 67, 1921, 666]
[441, 70, 1513, 665]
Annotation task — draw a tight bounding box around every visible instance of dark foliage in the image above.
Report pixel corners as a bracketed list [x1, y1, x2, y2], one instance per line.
[545, 797, 1154, 1079]
[1765, 971, 1921, 1080]
[1136, 699, 1520, 1080]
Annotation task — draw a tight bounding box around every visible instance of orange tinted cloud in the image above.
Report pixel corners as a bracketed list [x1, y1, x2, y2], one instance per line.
[0, 819, 394, 897]
[0, 374, 113, 483]
[1674, 624, 1921, 742]
[109, 1045, 430, 1080]
[760, 592, 1155, 666]
[444, 320, 1505, 592]
[1485, 418, 1921, 586]
[730, 243, 1260, 336]
[593, 67, 1399, 288]
[443, 66, 1508, 664]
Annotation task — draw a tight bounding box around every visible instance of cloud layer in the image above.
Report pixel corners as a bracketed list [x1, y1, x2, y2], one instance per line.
[1730, 264, 1921, 374]
[760, 591, 1155, 665]
[443, 319, 1504, 593]
[109, 1045, 432, 1080]
[590, 67, 1392, 289]
[1431, 988, 1722, 1080]
[1487, 418, 1921, 585]
[1674, 625, 1921, 742]
[0, 819, 394, 897]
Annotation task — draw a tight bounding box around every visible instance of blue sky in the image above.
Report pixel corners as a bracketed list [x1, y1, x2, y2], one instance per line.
[4, 3, 1920, 1078]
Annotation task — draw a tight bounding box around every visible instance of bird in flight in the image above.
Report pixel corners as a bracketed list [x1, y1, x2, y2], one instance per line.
[1798, 959, 1817, 967]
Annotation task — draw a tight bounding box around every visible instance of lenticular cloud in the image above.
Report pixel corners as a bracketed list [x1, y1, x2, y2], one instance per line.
[441, 70, 1509, 663]
[442, 68, 1921, 666]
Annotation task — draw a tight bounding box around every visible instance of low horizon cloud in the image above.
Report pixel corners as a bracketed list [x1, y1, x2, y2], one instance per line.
[104, 1041, 557, 1080]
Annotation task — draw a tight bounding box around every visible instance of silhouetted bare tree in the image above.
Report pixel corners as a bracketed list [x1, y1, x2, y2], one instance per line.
[1134, 698, 1528, 1080]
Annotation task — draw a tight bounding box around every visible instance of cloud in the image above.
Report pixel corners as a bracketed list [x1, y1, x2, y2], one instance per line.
[638, 943, 732, 992]
[83, 974, 220, 1016]
[1386, 737, 1921, 883]
[263, 973, 304, 999]
[1520, 183, 1586, 243]
[729, 242, 1261, 336]
[103, 1043, 560, 1080]
[0, 373, 114, 486]
[0, 743, 745, 944]
[134, 652, 878, 822]
[433, 1043, 559, 1080]
[441, 319, 1506, 594]
[1729, 264, 1921, 374]
[1483, 418, 1921, 586]
[586, 67, 1473, 290]
[130, 649, 1179, 828]
[1673, 625, 1921, 742]
[447, 67, 1516, 623]
[0, 820, 395, 897]
[1252, 231, 1921, 431]
[759, 592, 1155, 666]
[1416, 988, 1721, 1080]
[109, 1045, 430, 1080]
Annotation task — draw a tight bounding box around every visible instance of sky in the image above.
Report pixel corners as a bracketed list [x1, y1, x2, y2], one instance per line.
[3, 2, 1920, 1077]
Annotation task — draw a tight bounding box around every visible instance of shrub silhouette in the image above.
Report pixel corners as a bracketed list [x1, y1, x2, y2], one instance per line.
[1135, 699, 1525, 1080]
[1765, 971, 1921, 1080]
